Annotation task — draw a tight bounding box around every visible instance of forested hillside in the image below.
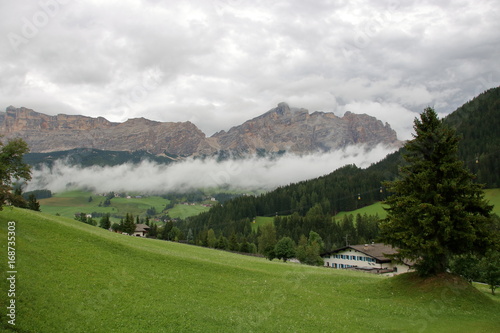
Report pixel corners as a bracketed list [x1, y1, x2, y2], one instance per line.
[444, 87, 500, 187]
[180, 88, 500, 253]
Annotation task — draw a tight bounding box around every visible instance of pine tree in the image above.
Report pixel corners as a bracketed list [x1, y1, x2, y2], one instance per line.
[99, 213, 111, 230]
[257, 223, 277, 259]
[380, 107, 494, 277]
[228, 233, 239, 251]
[207, 229, 217, 248]
[162, 221, 173, 240]
[27, 194, 40, 211]
[123, 213, 136, 235]
[187, 228, 194, 244]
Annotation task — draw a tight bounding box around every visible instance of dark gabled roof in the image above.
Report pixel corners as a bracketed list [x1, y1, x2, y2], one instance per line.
[322, 243, 399, 263]
[134, 224, 150, 232]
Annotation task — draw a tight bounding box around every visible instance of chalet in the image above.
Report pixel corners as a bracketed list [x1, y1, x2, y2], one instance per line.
[133, 224, 150, 237]
[321, 243, 412, 275]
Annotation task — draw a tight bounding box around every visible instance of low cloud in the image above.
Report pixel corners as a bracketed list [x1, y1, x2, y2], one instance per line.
[26, 144, 397, 194]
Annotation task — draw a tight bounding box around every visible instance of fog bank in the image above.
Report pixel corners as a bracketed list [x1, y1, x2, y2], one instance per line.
[26, 145, 397, 194]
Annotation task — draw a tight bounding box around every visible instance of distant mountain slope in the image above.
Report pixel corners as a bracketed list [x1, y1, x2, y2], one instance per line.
[23, 148, 179, 168]
[186, 87, 500, 237]
[0, 103, 400, 158]
[444, 87, 500, 187]
[212, 102, 400, 154]
[0, 106, 209, 156]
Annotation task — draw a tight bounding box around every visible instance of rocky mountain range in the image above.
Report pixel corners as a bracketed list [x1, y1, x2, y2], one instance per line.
[0, 103, 400, 157]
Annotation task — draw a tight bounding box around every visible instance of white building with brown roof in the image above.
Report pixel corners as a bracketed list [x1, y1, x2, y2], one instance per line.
[321, 243, 412, 275]
[133, 224, 150, 237]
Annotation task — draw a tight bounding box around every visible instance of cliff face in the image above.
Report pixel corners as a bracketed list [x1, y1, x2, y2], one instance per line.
[0, 104, 401, 156]
[212, 103, 400, 153]
[0, 106, 208, 155]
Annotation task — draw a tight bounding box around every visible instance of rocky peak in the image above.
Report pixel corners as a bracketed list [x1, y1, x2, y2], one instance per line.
[1, 104, 401, 157]
[211, 104, 401, 154]
[275, 102, 291, 115]
[0, 106, 207, 155]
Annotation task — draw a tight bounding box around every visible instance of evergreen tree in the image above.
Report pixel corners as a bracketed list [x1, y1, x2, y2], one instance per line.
[449, 253, 480, 283]
[187, 228, 194, 244]
[479, 250, 500, 295]
[380, 107, 494, 277]
[296, 232, 324, 266]
[111, 222, 121, 233]
[169, 226, 182, 241]
[215, 235, 228, 250]
[258, 223, 277, 259]
[228, 233, 239, 251]
[99, 213, 111, 230]
[27, 193, 40, 211]
[239, 238, 251, 253]
[162, 221, 174, 240]
[295, 235, 309, 263]
[123, 213, 136, 235]
[207, 229, 217, 248]
[9, 186, 28, 209]
[148, 223, 158, 238]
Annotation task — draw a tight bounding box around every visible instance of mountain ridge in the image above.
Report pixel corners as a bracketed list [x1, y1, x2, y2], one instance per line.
[0, 103, 401, 156]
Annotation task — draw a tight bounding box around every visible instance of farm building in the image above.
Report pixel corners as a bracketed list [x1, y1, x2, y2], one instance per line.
[133, 224, 150, 237]
[321, 243, 412, 275]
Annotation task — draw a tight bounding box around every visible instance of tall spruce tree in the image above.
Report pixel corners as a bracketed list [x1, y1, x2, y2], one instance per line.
[123, 213, 136, 235]
[99, 213, 111, 230]
[380, 107, 494, 277]
[27, 194, 41, 211]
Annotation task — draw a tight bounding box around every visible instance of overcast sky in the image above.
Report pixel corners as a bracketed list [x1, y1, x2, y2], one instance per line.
[1, 0, 499, 140]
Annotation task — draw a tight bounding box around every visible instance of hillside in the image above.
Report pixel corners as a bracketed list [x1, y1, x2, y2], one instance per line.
[444, 87, 500, 187]
[1, 103, 400, 158]
[184, 88, 500, 244]
[1, 208, 499, 332]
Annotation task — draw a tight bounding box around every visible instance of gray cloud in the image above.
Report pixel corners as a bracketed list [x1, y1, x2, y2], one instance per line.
[1, 0, 499, 139]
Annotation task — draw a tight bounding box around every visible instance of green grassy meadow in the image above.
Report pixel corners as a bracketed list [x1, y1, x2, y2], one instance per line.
[484, 188, 500, 214]
[167, 203, 212, 219]
[38, 190, 211, 221]
[1, 208, 499, 332]
[252, 216, 274, 231]
[334, 188, 500, 219]
[335, 201, 388, 219]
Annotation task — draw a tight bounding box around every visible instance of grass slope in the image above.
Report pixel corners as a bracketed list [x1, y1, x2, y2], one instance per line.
[1, 208, 499, 332]
[39, 190, 211, 221]
[334, 188, 500, 219]
[167, 204, 212, 219]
